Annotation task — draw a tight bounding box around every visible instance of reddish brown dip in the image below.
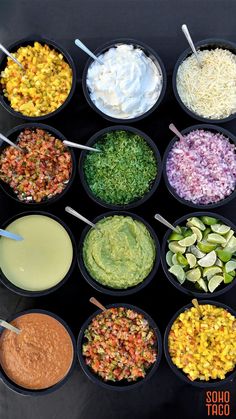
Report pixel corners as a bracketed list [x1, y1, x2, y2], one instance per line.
[0, 313, 74, 390]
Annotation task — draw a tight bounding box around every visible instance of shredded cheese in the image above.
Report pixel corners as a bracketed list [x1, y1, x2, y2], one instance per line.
[176, 48, 236, 119]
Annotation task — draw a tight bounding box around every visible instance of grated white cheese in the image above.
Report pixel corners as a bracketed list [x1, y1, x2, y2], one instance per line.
[176, 48, 236, 119]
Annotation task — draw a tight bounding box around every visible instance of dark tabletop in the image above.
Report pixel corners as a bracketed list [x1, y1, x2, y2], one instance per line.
[1, 1, 236, 418]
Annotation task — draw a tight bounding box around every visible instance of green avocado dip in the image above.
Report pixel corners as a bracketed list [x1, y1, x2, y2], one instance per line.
[83, 130, 158, 205]
[82, 215, 156, 289]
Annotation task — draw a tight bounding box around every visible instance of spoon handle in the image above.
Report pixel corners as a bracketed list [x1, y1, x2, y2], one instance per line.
[75, 39, 103, 65]
[181, 25, 202, 68]
[0, 43, 24, 70]
[169, 123, 184, 141]
[65, 206, 97, 230]
[154, 214, 179, 233]
[63, 140, 100, 152]
[0, 133, 22, 153]
[0, 229, 23, 241]
[89, 297, 106, 312]
[0, 319, 21, 334]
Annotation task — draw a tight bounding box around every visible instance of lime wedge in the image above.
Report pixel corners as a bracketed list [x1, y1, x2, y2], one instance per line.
[198, 251, 217, 267]
[186, 253, 197, 268]
[178, 233, 197, 247]
[190, 226, 202, 242]
[197, 278, 208, 292]
[203, 227, 211, 239]
[186, 267, 201, 282]
[177, 253, 188, 266]
[223, 272, 234, 284]
[207, 233, 227, 245]
[228, 270, 235, 277]
[222, 230, 234, 248]
[203, 266, 222, 280]
[169, 241, 186, 254]
[224, 236, 236, 253]
[184, 228, 193, 238]
[172, 254, 179, 265]
[168, 232, 184, 241]
[200, 216, 218, 225]
[225, 260, 236, 273]
[190, 245, 206, 258]
[216, 249, 232, 262]
[208, 275, 224, 292]
[166, 250, 174, 267]
[197, 241, 217, 253]
[215, 258, 223, 267]
[169, 265, 185, 284]
[187, 217, 206, 231]
[211, 224, 231, 235]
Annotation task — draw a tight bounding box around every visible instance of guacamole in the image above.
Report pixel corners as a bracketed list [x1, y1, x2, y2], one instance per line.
[82, 215, 156, 289]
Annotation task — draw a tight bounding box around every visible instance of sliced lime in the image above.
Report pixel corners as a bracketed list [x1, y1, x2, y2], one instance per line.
[197, 278, 208, 292]
[224, 236, 236, 253]
[200, 216, 218, 226]
[172, 254, 179, 265]
[190, 245, 206, 258]
[208, 275, 224, 292]
[187, 217, 206, 231]
[183, 229, 193, 238]
[186, 253, 197, 268]
[186, 267, 201, 282]
[168, 232, 184, 241]
[177, 253, 188, 266]
[211, 224, 231, 235]
[225, 260, 236, 273]
[203, 227, 211, 239]
[222, 230, 234, 248]
[228, 270, 235, 276]
[216, 249, 232, 262]
[216, 258, 223, 267]
[197, 241, 217, 253]
[190, 226, 202, 242]
[169, 241, 186, 254]
[178, 233, 197, 247]
[198, 251, 217, 267]
[223, 272, 234, 284]
[166, 250, 174, 267]
[169, 265, 185, 284]
[207, 233, 227, 245]
[203, 266, 222, 280]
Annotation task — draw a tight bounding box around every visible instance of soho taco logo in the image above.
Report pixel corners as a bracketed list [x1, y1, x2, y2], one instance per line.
[205, 391, 231, 416]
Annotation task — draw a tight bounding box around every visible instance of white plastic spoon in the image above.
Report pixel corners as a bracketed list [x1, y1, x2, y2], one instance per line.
[0, 43, 24, 70]
[63, 140, 101, 152]
[169, 123, 185, 141]
[65, 206, 99, 230]
[0, 319, 21, 334]
[0, 132, 26, 153]
[154, 214, 180, 233]
[75, 39, 103, 65]
[0, 229, 23, 241]
[181, 24, 202, 68]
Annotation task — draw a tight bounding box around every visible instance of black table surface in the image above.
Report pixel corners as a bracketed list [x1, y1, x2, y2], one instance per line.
[1, 1, 236, 418]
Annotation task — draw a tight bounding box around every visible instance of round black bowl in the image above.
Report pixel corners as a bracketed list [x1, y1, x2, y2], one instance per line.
[163, 124, 236, 209]
[78, 211, 160, 296]
[0, 309, 76, 396]
[77, 303, 162, 391]
[161, 211, 236, 298]
[79, 125, 162, 210]
[0, 37, 76, 120]
[172, 38, 236, 124]
[0, 123, 76, 206]
[0, 211, 76, 297]
[164, 300, 236, 387]
[82, 38, 167, 124]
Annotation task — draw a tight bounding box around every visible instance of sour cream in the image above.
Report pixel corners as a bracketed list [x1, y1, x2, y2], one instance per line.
[86, 44, 163, 119]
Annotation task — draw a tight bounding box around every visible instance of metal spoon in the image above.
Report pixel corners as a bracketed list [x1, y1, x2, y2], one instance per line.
[65, 206, 99, 231]
[75, 39, 103, 65]
[0, 319, 21, 334]
[0, 132, 26, 154]
[0, 229, 23, 241]
[89, 297, 106, 312]
[0, 43, 24, 71]
[169, 123, 185, 141]
[154, 214, 180, 233]
[63, 140, 101, 152]
[181, 24, 202, 68]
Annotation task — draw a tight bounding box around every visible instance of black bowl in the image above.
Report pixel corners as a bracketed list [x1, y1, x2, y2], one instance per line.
[161, 211, 236, 298]
[78, 211, 160, 296]
[164, 300, 236, 387]
[79, 125, 162, 210]
[77, 303, 162, 391]
[82, 38, 167, 124]
[0, 211, 76, 297]
[0, 37, 76, 120]
[0, 123, 76, 206]
[162, 124, 236, 209]
[0, 309, 76, 396]
[172, 38, 236, 124]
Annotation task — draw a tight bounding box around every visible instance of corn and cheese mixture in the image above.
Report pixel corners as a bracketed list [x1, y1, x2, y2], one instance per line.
[0, 42, 72, 117]
[168, 305, 236, 381]
[177, 48, 236, 119]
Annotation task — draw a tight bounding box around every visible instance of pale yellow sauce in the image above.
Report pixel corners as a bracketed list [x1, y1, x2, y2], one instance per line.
[0, 215, 73, 291]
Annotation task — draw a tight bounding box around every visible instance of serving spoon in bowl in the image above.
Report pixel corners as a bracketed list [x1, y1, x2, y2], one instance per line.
[75, 38, 103, 65]
[0, 43, 24, 71]
[0, 319, 21, 334]
[63, 140, 101, 152]
[0, 229, 23, 241]
[0, 132, 27, 154]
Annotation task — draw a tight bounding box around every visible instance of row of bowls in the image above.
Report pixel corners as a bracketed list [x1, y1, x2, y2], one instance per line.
[1, 299, 236, 396]
[1, 210, 236, 299]
[1, 37, 236, 124]
[1, 123, 236, 210]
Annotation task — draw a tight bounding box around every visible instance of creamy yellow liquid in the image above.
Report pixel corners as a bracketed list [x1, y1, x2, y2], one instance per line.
[0, 215, 73, 291]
